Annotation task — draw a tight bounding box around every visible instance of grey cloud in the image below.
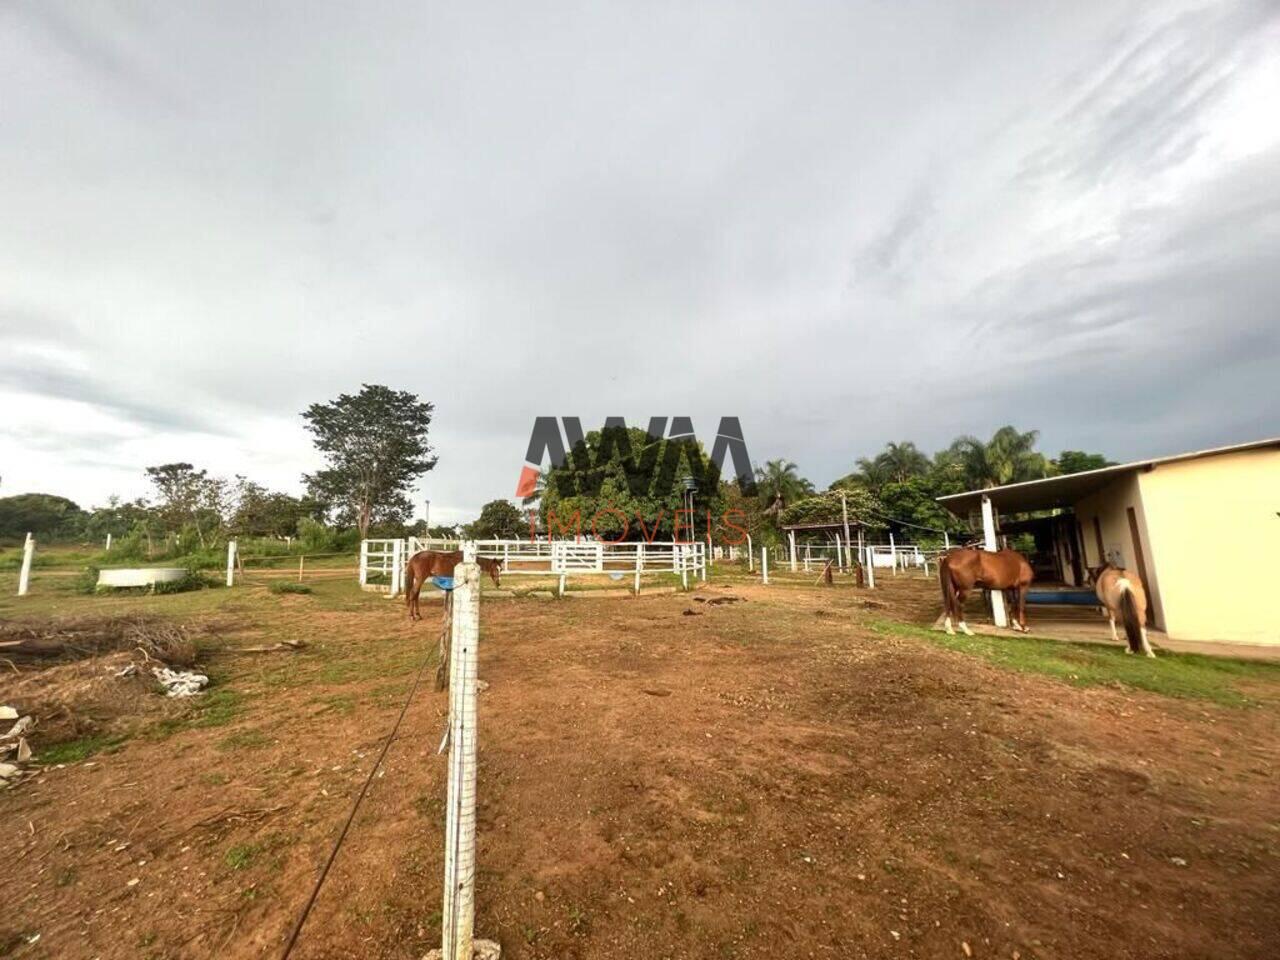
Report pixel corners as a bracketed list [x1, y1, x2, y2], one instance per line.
[0, 354, 228, 435]
[0, 1, 1277, 513]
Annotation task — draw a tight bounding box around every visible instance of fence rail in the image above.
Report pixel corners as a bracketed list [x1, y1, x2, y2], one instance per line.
[360, 537, 708, 596]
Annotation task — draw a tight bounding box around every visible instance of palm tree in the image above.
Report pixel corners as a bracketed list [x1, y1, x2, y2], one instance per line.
[754, 459, 813, 515]
[949, 426, 1049, 489]
[519, 466, 549, 508]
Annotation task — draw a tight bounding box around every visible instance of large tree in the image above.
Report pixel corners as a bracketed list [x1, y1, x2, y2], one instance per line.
[144, 462, 228, 547]
[754, 459, 814, 517]
[1053, 450, 1114, 475]
[302, 384, 437, 538]
[0, 493, 86, 541]
[947, 426, 1050, 489]
[538, 425, 727, 541]
[468, 499, 527, 540]
[854, 441, 931, 488]
[229, 477, 308, 538]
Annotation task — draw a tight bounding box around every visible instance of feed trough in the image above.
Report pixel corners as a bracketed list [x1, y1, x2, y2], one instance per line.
[96, 567, 188, 590]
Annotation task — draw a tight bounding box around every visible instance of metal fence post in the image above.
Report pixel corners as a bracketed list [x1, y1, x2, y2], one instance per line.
[434, 542, 500, 960]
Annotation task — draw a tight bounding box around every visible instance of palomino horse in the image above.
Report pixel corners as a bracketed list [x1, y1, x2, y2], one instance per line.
[938, 547, 1034, 635]
[405, 550, 503, 690]
[1088, 563, 1154, 657]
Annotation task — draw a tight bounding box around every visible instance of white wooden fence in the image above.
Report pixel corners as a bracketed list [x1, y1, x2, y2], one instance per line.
[360, 537, 707, 596]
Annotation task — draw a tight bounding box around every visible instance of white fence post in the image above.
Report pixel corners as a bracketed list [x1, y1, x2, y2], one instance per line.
[835, 534, 843, 572]
[105, 532, 112, 553]
[391, 538, 405, 596]
[761, 546, 769, 585]
[982, 494, 1008, 627]
[634, 542, 643, 595]
[864, 546, 875, 588]
[225, 540, 237, 587]
[359, 540, 369, 587]
[699, 542, 707, 582]
[788, 530, 797, 572]
[747, 534, 754, 571]
[437, 543, 493, 960]
[17, 533, 34, 596]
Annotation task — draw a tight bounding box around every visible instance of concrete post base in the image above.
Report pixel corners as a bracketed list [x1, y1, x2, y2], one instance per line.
[424, 940, 501, 960]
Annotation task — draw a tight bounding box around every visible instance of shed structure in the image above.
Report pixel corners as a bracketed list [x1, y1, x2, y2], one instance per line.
[936, 438, 1280, 645]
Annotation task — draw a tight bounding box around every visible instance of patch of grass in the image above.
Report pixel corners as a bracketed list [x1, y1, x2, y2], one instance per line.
[311, 693, 357, 716]
[871, 618, 1280, 706]
[36, 734, 126, 765]
[268, 580, 313, 595]
[217, 728, 271, 751]
[191, 688, 243, 727]
[315, 644, 423, 685]
[224, 843, 262, 870]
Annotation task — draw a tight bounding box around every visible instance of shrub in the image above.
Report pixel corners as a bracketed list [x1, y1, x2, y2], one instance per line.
[268, 580, 313, 595]
[153, 568, 216, 595]
[75, 565, 101, 595]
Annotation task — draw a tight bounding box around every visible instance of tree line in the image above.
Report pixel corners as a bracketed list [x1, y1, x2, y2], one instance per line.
[0, 384, 440, 555]
[505, 424, 1111, 547]
[1, 387, 1111, 553]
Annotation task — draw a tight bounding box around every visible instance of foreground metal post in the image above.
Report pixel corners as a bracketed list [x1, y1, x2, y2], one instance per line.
[432, 543, 500, 960]
[17, 533, 34, 596]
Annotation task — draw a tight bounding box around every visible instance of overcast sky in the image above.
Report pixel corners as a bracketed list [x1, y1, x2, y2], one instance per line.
[2, 1, 1278, 523]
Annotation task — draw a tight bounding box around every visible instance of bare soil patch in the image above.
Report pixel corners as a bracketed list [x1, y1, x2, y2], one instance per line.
[2, 578, 1278, 960]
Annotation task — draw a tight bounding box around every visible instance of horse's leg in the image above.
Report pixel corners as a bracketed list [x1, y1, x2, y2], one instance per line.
[936, 560, 957, 634]
[435, 591, 452, 691]
[1016, 585, 1029, 633]
[1109, 612, 1119, 643]
[956, 588, 974, 635]
[1140, 627, 1155, 658]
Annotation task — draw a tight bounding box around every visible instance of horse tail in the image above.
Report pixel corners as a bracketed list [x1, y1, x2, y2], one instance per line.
[404, 559, 416, 615]
[1118, 580, 1142, 653]
[938, 555, 956, 621]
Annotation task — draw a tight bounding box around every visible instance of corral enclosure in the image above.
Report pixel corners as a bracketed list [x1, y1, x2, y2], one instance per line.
[2, 566, 1279, 959]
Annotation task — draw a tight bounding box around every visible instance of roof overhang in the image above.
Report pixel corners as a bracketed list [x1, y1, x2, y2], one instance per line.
[936, 436, 1280, 518]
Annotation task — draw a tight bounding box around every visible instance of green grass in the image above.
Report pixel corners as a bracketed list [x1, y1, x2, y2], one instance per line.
[224, 843, 262, 870]
[217, 728, 271, 751]
[36, 734, 126, 765]
[268, 580, 313, 595]
[871, 618, 1280, 706]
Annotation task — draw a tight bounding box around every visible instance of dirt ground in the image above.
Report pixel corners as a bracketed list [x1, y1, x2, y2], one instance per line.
[3, 575, 1279, 959]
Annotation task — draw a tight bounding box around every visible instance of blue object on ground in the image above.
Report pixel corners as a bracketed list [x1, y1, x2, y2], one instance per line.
[1025, 590, 1096, 605]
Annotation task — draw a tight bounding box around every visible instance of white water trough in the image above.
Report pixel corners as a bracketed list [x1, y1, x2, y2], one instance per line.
[96, 567, 188, 589]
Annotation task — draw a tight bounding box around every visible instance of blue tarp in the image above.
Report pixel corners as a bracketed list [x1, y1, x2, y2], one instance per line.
[1025, 590, 1096, 606]
[429, 576, 455, 592]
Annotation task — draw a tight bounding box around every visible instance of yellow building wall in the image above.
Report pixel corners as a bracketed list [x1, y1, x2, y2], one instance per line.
[1137, 448, 1280, 644]
[1073, 472, 1165, 628]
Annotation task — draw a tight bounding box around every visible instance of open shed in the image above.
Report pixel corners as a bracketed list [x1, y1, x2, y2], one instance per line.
[936, 437, 1280, 645]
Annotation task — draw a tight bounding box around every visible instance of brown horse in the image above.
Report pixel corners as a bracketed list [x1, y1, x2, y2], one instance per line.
[405, 550, 502, 621]
[938, 547, 1034, 635]
[1087, 563, 1154, 657]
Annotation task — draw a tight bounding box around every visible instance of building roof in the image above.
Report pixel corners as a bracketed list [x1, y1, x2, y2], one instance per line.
[936, 437, 1280, 517]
